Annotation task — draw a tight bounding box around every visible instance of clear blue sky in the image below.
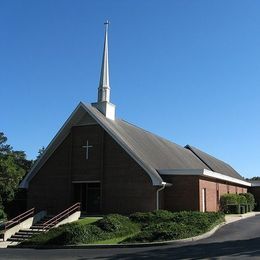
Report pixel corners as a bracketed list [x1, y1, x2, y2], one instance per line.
[1, 1, 259, 178]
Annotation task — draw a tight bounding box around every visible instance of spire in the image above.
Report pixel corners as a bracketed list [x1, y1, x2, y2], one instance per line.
[92, 21, 116, 120]
[98, 20, 110, 102]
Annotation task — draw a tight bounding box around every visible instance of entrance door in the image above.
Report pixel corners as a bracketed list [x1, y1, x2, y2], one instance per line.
[73, 182, 101, 214]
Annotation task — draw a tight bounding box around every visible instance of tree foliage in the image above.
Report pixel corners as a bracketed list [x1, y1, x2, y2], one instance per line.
[246, 176, 260, 181]
[0, 132, 33, 212]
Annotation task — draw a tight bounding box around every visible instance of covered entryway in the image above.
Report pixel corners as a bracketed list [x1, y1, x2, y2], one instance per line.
[73, 182, 101, 214]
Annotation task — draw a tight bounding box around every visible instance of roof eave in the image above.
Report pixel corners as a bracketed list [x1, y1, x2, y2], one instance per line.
[159, 168, 251, 187]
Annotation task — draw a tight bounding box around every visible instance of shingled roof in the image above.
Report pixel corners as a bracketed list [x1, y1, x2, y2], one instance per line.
[185, 145, 245, 181]
[20, 103, 249, 188]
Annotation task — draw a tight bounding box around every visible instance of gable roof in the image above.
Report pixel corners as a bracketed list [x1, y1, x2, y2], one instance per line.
[20, 102, 249, 188]
[185, 145, 245, 181]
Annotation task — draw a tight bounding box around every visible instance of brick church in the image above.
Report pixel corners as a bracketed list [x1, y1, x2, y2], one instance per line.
[20, 22, 251, 215]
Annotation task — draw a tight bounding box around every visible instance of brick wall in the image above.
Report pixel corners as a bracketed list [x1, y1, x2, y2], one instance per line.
[27, 123, 157, 214]
[163, 175, 199, 211]
[199, 177, 248, 212]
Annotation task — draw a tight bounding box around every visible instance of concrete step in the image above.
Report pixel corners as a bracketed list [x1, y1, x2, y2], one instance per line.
[11, 234, 32, 239]
[7, 237, 25, 242]
[17, 231, 40, 236]
[20, 229, 42, 233]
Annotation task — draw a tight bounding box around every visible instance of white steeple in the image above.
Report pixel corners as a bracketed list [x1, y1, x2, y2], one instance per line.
[98, 20, 110, 102]
[92, 21, 116, 120]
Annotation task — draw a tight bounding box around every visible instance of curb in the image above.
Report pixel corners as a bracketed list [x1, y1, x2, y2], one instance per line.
[9, 222, 225, 249]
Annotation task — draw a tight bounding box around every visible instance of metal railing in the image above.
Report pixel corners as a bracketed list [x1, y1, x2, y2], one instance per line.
[41, 202, 81, 231]
[3, 208, 35, 233]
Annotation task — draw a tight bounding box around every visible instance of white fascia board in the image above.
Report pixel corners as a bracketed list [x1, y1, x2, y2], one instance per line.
[159, 168, 251, 187]
[203, 169, 251, 187]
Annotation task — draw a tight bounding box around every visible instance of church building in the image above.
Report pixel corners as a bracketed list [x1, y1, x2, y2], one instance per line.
[20, 22, 251, 215]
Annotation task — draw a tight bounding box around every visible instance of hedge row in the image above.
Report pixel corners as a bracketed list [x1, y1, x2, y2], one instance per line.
[126, 210, 224, 243]
[220, 193, 255, 214]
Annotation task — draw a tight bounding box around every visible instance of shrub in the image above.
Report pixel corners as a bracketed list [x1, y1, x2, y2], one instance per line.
[238, 194, 247, 205]
[126, 222, 194, 242]
[220, 194, 239, 210]
[126, 211, 224, 243]
[0, 208, 6, 221]
[95, 214, 139, 237]
[226, 204, 240, 214]
[241, 193, 255, 210]
[23, 214, 139, 245]
[130, 210, 175, 227]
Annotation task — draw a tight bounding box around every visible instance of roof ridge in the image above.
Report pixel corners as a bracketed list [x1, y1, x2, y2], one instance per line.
[185, 145, 214, 172]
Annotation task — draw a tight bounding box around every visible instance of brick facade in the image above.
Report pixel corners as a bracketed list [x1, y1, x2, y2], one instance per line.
[28, 124, 157, 214]
[27, 124, 249, 214]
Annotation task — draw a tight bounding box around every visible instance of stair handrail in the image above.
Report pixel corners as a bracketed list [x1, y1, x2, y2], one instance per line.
[41, 202, 81, 231]
[4, 208, 35, 233]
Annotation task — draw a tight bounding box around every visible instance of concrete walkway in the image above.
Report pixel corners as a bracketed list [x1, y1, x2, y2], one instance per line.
[225, 211, 260, 224]
[0, 241, 18, 249]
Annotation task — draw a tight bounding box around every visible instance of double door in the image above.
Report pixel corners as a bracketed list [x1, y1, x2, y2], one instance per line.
[73, 182, 101, 214]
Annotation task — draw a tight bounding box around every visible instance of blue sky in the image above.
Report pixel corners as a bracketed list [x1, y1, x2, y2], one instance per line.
[1, 1, 259, 178]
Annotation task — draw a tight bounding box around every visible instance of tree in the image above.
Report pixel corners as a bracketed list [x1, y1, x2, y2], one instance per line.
[0, 132, 32, 214]
[246, 177, 260, 181]
[36, 146, 45, 161]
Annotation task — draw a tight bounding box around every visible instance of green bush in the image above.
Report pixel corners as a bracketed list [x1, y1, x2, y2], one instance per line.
[240, 205, 246, 214]
[226, 204, 240, 214]
[0, 208, 6, 221]
[220, 194, 239, 210]
[23, 214, 139, 245]
[95, 214, 139, 238]
[127, 222, 194, 242]
[130, 210, 174, 225]
[22, 211, 225, 245]
[241, 193, 255, 211]
[238, 194, 247, 205]
[126, 211, 224, 243]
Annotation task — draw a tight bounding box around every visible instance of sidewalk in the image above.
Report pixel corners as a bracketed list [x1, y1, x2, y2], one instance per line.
[225, 211, 260, 224]
[0, 241, 18, 249]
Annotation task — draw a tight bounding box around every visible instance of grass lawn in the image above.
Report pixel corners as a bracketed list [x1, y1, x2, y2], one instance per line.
[90, 232, 140, 245]
[77, 217, 102, 225]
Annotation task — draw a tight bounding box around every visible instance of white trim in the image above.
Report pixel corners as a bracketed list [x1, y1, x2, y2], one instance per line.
[72, 180, 101, 183]
[159, 168, 251, 187]
[203, 169, 251, 187]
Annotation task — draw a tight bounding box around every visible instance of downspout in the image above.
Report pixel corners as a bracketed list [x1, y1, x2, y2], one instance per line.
[156, 182, 167, 210]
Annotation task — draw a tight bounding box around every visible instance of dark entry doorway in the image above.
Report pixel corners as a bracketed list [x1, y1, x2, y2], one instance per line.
[73, 182, 101, 214]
